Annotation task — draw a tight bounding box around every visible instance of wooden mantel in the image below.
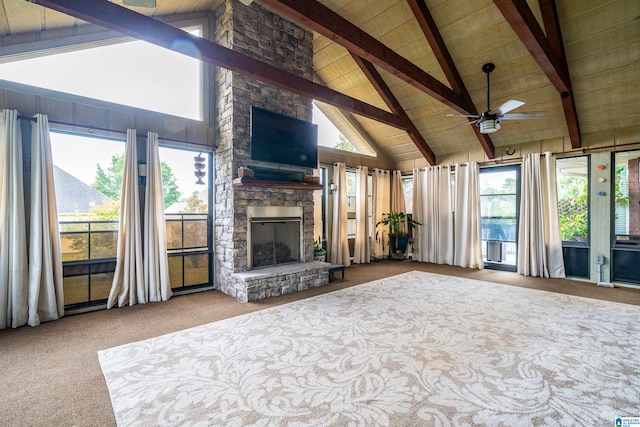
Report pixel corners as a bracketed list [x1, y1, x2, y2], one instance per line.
[232, 177, 323, 190]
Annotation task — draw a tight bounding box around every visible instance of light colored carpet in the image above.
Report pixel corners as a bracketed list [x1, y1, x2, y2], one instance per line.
[98, 271, 640, 426]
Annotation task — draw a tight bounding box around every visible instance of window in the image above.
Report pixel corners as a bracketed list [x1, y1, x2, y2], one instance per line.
[612, 149, 640, 285]
[0, 27, 203, 120]
[402, 176, 413, 214]
[344, 169, 373, 258]
[614, 150, 640, 245]
[479, 166, 520, 270]
[556, 156, 589, 242]
[51, 133, 213, 308]
[161, 147, 212, 289]
[51, 132, 125, 307]
[312, 103, 374, 155]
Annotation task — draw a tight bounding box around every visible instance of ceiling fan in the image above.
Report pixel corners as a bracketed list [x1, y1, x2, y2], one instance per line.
[446, 63, 544, 134]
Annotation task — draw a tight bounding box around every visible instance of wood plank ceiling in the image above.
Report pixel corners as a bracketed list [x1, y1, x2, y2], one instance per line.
[1, 0, 638, 165]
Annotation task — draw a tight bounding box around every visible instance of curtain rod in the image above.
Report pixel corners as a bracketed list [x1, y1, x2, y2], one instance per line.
[479, 141, 640, 167]
[17, 115, 216, 150]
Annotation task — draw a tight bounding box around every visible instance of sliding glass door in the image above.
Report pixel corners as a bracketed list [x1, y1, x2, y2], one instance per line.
[480, 166, 520, 271]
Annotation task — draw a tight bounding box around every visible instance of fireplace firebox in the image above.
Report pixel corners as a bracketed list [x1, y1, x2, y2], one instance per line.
[247, 206, 303, 270]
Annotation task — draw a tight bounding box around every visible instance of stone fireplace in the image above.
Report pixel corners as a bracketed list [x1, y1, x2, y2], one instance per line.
[212, 0, 330, 303]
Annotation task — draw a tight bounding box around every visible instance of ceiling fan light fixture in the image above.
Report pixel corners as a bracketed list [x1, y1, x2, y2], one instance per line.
[479, 119, 501, 134]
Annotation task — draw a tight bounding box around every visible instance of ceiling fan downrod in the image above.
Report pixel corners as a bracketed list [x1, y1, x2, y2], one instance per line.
[482, 62, 495, 113]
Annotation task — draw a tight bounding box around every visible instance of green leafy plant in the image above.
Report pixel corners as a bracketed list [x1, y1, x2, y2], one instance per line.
[375, 211, 420, 236]
[313, 236, 324, 252]
[376, 211, 421, 256]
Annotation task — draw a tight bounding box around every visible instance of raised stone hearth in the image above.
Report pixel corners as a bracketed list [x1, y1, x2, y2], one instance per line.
[231, 261, 330, 302]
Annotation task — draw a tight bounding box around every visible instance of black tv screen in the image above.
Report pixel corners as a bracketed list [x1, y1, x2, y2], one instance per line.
[250, 106, 318, 169]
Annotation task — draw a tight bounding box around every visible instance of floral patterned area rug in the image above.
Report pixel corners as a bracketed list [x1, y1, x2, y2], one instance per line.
[98, 271, 640, 426]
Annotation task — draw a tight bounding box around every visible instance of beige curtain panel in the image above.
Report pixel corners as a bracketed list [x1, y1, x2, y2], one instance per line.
[0, 109, 29, 329]
[518, 153, 565, 278]
[453, 162, 483, 269]
[108, 129, 145, 308]
[28, 114, 64, 326]
[391, 170, 406, 214]
[353, 165, 370, 264]
[330, 162, 350, 266]
[371, 169, 390, 259]
[144, 132, 172, 303]
[412, 165, 454, 264]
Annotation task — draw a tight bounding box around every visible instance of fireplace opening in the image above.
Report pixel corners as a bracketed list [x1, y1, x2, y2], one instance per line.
[247, 206, 304, 270]
[251, 220, 300, 268]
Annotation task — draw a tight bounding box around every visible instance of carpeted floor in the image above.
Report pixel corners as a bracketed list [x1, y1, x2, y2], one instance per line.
[98, 271, 640, 426]
[2, 261, 640, 426]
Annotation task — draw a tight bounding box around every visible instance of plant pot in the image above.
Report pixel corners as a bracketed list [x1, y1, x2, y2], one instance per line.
[389, 234, 410, 255]
[314, 249, 326, 262]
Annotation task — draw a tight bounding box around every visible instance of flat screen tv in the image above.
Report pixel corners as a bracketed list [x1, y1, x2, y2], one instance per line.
[250, 106, 318, 170]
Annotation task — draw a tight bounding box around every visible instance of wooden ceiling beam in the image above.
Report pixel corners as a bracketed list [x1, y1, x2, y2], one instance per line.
[538, 0, 581, 148]
[27, 0, 407, 130]
[352, 54, 436, 165]
[407, 0, 495, 159]
[492, 0, 570, 94]
[258, 0, 474, 115]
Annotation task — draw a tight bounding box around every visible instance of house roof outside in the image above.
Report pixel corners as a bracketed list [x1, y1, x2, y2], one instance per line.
[53, 166, 113, 214]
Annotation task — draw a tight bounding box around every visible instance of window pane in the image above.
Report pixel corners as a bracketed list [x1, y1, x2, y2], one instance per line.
[0, 28, 203, 120]
[60, 233, 88, 262]
[63, 275, 89, 305]
[402, 177, 413, 214]
[166, 220, 183, 250]
[482, 218, 517, 241]
[183, 220, 208, 249]
[90, 231, 118, 259]
[614, 150, 640, 244]
[51, 132, 125, 221]
[184, 254, 209, 286]
[90, 273, 112, 301]
[480, 171, 517, 195]
[556, 156, 589, 242]
[168, 256, 184, 287]
[480, 195, 517, 217]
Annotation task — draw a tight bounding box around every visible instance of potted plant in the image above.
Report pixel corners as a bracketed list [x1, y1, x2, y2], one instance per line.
[313, 236, 326, 262]
[376, 211, 421, 260]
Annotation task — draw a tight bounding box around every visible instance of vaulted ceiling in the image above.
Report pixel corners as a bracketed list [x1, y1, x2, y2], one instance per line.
[1, 0, 638, 165]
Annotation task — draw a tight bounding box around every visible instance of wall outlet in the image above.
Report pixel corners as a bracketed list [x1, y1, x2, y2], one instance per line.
[595, 254, 604, 265]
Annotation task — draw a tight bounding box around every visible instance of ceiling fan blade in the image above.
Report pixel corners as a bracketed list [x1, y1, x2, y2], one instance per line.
[500, 112, 545, 120]
[446, 113, 481, 119]
[490, 100, 525, 116]
[445, 119, 480, 131]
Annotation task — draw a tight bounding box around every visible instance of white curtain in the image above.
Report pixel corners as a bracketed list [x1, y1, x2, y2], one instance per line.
[353, 166, 370, 264]
[453, 162, 483, 269]
[108, 129, 145, 308]
[372, 169, 390, 259]
[27, 114, 64, 326]
[391, 170, 406, 213]
[144, 132, 172, 302]
[0, 109, 28, 329]
[330, 163, 350, 266]
[412, 165, 454, 264]
[518, 152, 565, 278]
